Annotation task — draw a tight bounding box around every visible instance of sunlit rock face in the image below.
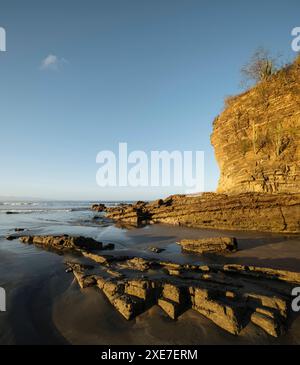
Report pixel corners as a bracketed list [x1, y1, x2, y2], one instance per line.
[211, 57, 300, 194]
[105, 193, 300, 233]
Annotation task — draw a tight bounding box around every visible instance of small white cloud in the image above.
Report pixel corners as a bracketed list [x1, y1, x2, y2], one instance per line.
[40, 54, 67, 70]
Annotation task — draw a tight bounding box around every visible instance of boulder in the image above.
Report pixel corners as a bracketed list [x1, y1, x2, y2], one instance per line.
[91, 203, 106, 212]
[178, 237, 237, 254]
[19, 235, 103, 252]
[148, 246, 165, 253]
[123, 257, 153, 272]
[5, 235, 18, 241]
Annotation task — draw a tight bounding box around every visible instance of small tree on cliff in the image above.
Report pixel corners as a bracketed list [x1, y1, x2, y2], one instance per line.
[241, 48, 279, 87]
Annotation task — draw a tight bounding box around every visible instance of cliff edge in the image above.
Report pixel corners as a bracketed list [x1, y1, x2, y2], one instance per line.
[211, 56, 300, 194]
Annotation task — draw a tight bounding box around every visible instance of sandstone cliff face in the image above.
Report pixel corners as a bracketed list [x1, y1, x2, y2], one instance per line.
[211, 57, 300, 194]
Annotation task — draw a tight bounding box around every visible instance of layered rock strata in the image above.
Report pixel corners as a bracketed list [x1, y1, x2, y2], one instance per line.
[178, 237, 237, 254]
[17, 234, 300, 337]
[65, 255, 300, 337]
[99, 58, 300, 233]
[211, 57, 300, 194]
[104, 193, 300, 233]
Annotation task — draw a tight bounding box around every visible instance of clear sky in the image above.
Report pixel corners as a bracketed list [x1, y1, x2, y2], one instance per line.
[0, 0, 298, 200]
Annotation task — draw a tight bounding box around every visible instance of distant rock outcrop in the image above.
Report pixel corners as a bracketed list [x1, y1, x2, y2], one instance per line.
[91, 203, 106, 212]
[211, 56, 300, 194]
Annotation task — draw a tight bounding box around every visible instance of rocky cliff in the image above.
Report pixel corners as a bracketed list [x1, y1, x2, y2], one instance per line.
[211, 56, 300, 194]
[99, 57, 300, 233]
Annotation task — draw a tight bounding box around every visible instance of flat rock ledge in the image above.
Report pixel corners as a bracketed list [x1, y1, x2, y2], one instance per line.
[102, 192, 300, 233]
[178, 237, 237, 254]
[17, 234, 300, 337]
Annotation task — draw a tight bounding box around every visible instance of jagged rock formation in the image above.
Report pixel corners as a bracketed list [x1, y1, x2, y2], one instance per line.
[17, 233, 300, 337]
[178, 237, 237, 254]
[91, 203, 106, 212]
[65, 254, 300, 337]
[105, 193, 300, 233]
[211, 56, 300, 194]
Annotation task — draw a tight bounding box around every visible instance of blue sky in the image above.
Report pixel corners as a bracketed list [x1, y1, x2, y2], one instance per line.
[0, 0, 298, 200]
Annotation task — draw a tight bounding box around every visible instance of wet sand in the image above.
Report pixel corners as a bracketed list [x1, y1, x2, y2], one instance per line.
[1, 220, 300, 345]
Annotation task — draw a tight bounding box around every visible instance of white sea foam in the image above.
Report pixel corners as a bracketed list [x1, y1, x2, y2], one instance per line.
[2, 202, 39, 206]
[1, 209, 73, 214]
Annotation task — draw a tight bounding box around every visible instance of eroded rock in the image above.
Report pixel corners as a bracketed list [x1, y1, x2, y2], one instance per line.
[211, 57, 300, 195]
[6, 235, 18, 241]
[122, 257, 153, 272]
[19, 235, 104, 252]
[81, 251, 114, 264]
[190, 287, 245, 335]
[158, 298, 182, 320]
[178, 237, 237, 254]
[105, 193, 300, 233]
[125, 280, 158, 301]
[251, 311, 284, 337]
[17, 236, 300, 337]
[91, 203, 106, 212]
[111, 294, 145, 320]
[65, 253, 298, 337]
